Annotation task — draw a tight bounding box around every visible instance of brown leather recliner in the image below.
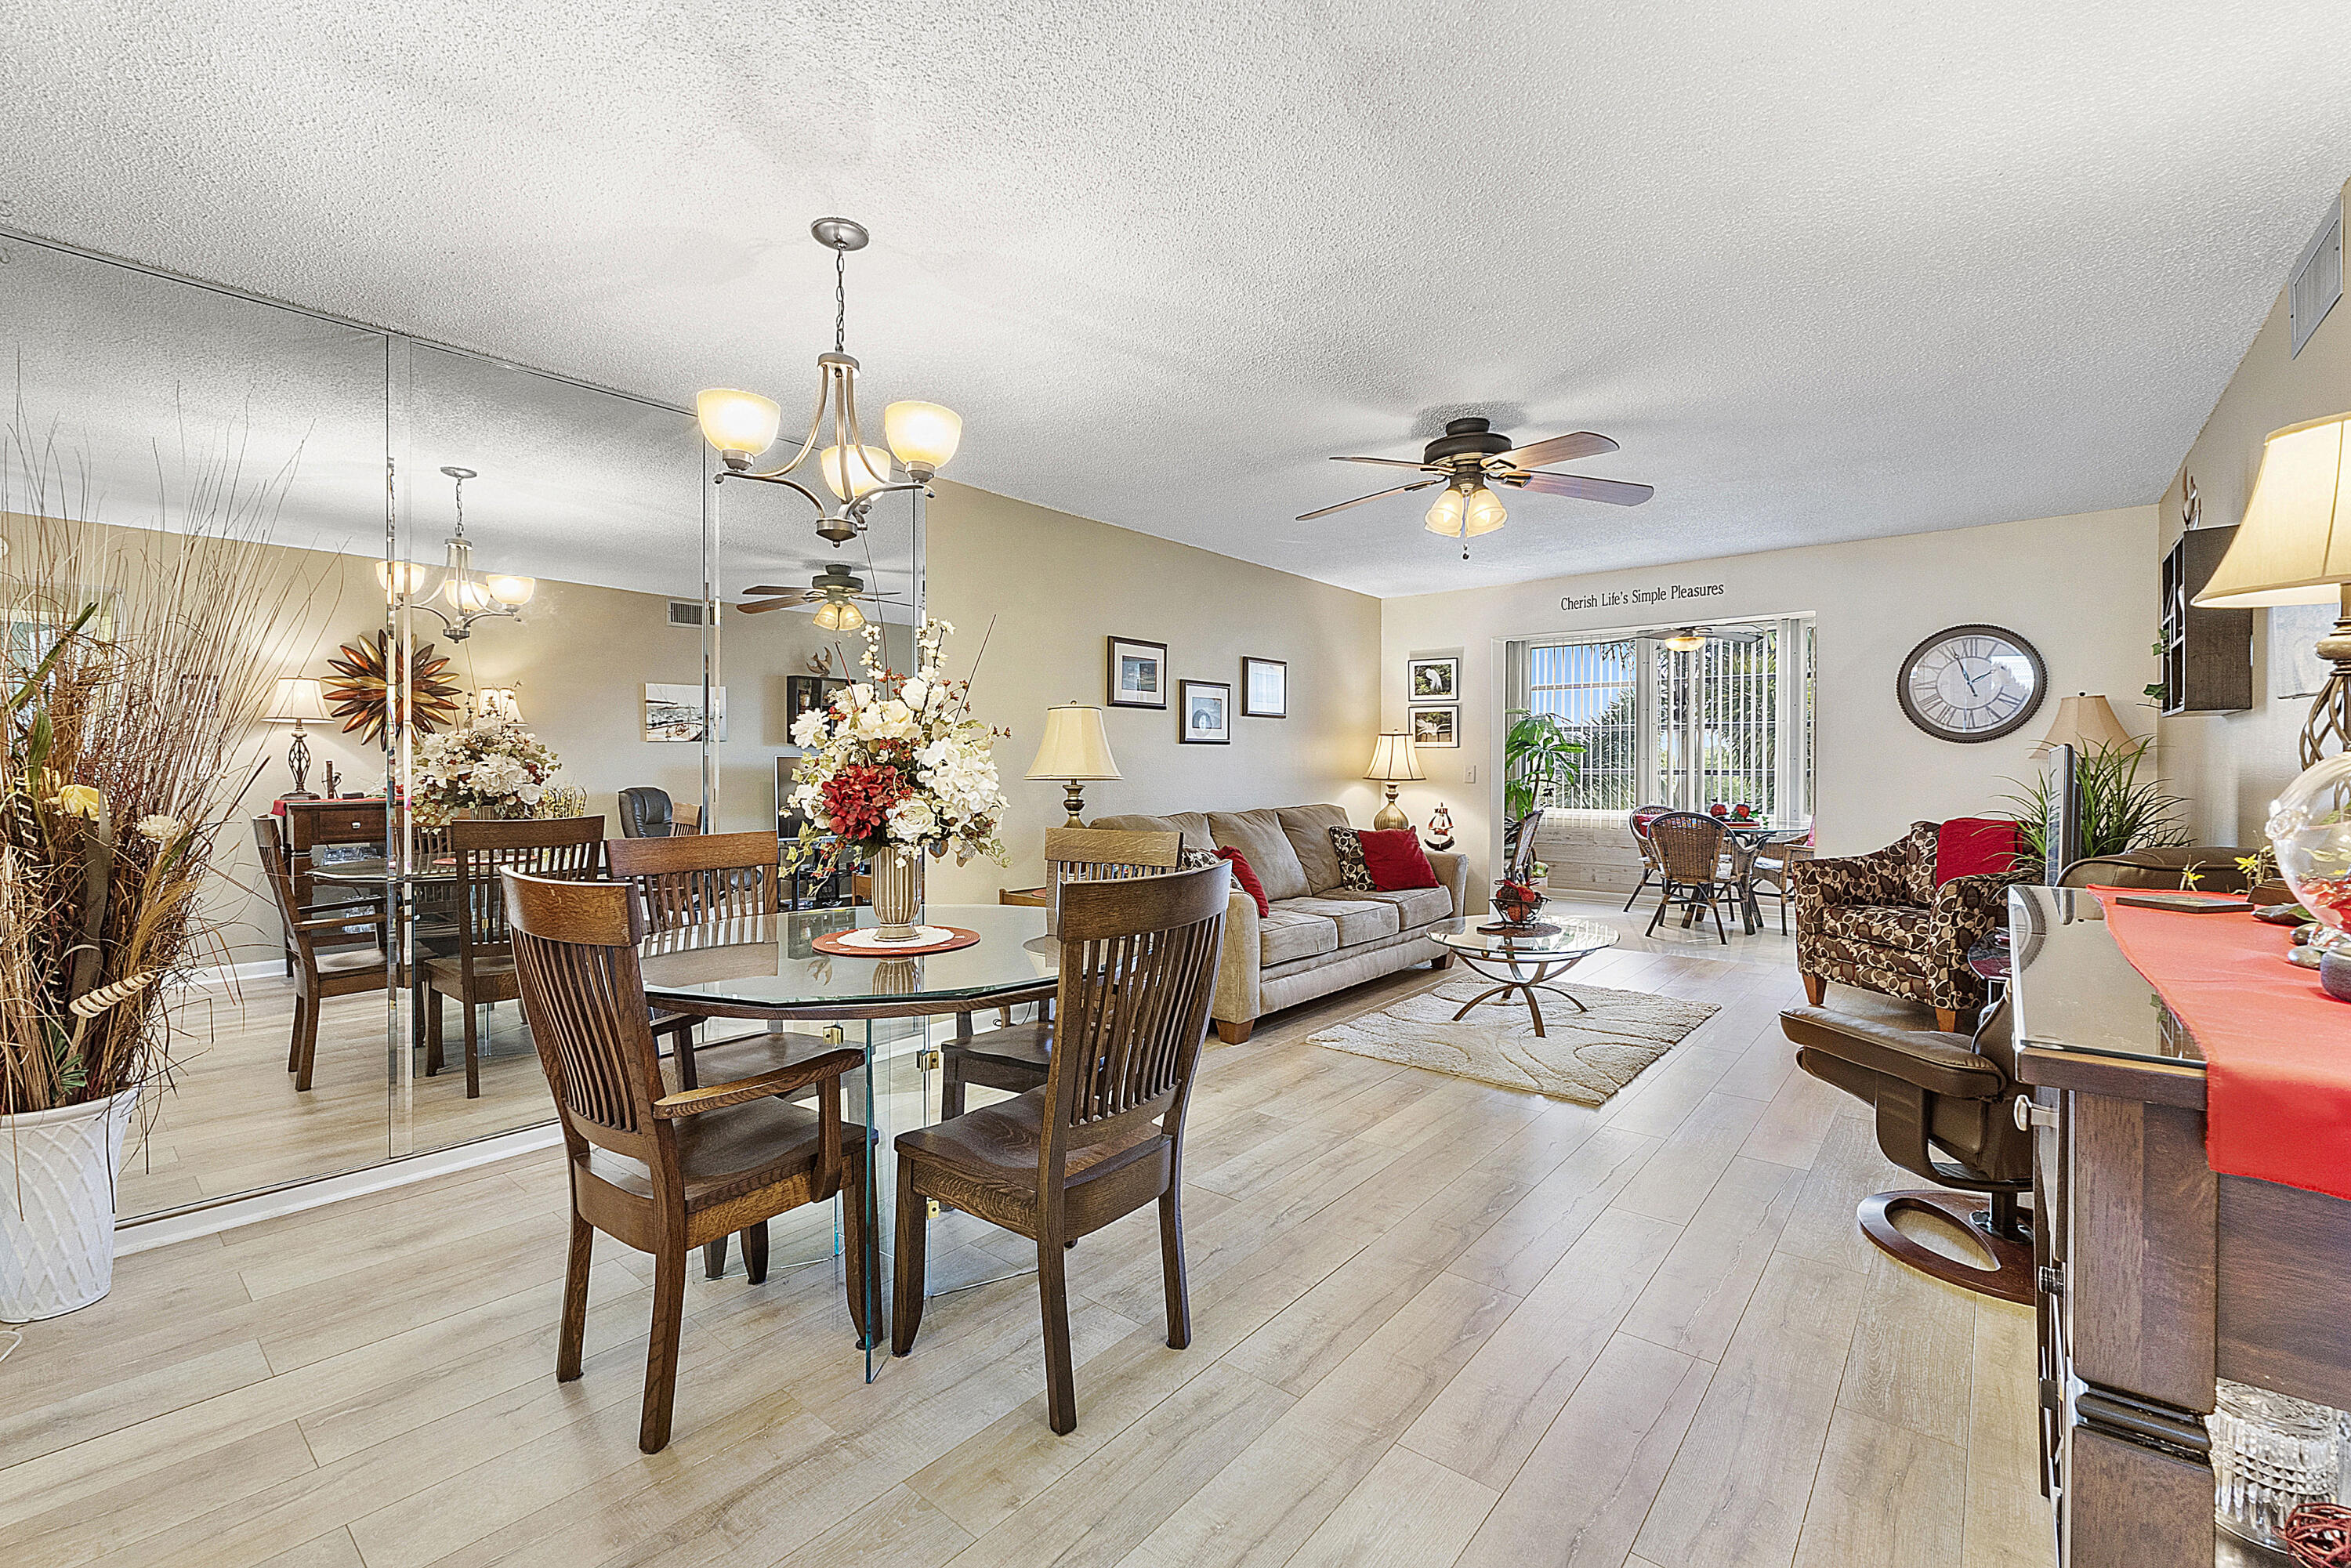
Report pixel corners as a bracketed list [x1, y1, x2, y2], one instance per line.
[1780, 997, 2034, 1302]
[2057, 846, 2259, 892]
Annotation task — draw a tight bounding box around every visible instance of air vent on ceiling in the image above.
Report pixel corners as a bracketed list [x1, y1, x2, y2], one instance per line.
[667, 599, 708, 628]
[2291, 197, 2342, 358]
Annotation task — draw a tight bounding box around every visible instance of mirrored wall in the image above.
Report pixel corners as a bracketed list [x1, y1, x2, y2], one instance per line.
[0, 228, 921, 1221]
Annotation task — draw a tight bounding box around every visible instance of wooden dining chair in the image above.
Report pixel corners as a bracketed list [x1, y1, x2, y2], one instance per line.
[254, 817, 394, 1092]
[502, 870, 871, 1454]
[891, 860, 1230, 1434]
[426, 816, 606, 1097]
[1644, 810, 1733, 943]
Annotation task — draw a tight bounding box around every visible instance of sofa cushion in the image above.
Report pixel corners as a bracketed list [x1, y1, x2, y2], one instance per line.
[1258, 903, 1339, 966]
[1277, 805, 1353, 893]
[1089, 811, 1214, 853]
[1210, 809, 1310, 903]
[1332, 885, 1454, 929]
[1283, 894, 1400, 947]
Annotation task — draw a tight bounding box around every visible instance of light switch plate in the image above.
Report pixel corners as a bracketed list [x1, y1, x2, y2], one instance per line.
[1464, 765, 1476, 784]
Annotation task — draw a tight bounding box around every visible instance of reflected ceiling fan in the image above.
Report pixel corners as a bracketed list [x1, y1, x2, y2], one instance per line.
[737, 563, 906, 632]
[1658, 624, 1767, 651]
[1299, 417, 1654, 549]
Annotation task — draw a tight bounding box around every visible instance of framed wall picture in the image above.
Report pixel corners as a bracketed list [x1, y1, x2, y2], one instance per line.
[1180, 679, 1231, 744]
[1241, 656, 1288, 718]
[1108, 636, 1168, 708]
[1409, 656, 1458, 701]
[644, 683, 727, 742]
[784, 674, 849, 733]
[1409, 703, 1459, 748]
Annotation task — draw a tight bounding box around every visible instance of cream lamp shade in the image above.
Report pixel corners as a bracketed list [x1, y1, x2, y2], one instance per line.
[2033, 693, 2135, 755]
[2193, 413, 2351, 607]
[695, 389, 782, 459]
[1363, 732, 1425, 782]
[882, 400, 962, 477]
[1027, 704, 1121, 826]
[266, 677, 329, 724]
[477, 686, 523, 723]
[819, 444, 895, 502]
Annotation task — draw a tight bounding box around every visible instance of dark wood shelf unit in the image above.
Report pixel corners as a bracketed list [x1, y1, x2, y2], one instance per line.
[2161, 527, 2253, 715]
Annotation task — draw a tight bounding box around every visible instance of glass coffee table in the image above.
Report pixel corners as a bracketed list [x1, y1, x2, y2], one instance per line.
[1430, 916, 1620, 1037]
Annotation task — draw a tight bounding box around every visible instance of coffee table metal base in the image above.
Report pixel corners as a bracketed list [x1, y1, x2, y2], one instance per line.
[1448, 951, 1601, 1037]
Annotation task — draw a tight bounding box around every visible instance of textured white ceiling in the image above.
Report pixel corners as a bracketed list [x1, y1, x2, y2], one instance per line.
[5, 0, 2350, 597]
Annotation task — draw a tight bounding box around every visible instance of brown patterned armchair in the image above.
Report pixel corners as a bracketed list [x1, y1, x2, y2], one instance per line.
[1791, 821, 2032, 1031]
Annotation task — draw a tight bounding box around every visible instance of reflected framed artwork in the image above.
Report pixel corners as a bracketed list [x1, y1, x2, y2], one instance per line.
[1410, 703, 1459, 748]
[1108, 636, 1168, 709]
[1242, 656, 1288, 718]
[1180, 679, 1230, 744]
[645, 683, 727, 742]
[1409, 657, 1458, 701]
[784, 674, 848, 733]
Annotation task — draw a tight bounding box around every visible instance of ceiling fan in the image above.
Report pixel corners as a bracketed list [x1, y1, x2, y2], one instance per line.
[737, 563, 905, 632]
[1657, 624, 1767, 651]
[1299, 417, 1654, 545]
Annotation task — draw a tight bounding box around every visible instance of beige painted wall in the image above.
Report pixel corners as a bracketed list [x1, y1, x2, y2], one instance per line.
[1379, 506, 2160, 900]
[922, 479, 1385, 903]
[2157, 176, 2351, 846]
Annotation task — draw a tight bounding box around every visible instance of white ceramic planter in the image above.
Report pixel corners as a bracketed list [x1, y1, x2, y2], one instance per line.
[0, 1088, 139, 1322]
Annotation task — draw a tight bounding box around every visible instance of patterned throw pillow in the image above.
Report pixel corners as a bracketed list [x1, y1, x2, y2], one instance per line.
[1326, 827, 1376, 891]
[1179, 846, 1223, 872]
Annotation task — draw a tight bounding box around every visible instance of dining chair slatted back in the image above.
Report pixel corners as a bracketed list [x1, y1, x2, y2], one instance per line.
[1042, 827, 1182, 936]
[606, 830, 781, 935]
[255, 815, 392, 1090]
[451, 816, 607, 956]
[503, 868, 870, 1455]
[889, 861, 1230, 1435]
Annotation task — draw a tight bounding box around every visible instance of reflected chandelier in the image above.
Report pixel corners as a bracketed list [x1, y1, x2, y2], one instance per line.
[376, 465, 535, 642]
[694, 217, 962, 545]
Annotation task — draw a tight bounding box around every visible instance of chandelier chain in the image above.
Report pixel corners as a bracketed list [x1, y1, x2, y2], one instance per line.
[835, 248, 847, 354]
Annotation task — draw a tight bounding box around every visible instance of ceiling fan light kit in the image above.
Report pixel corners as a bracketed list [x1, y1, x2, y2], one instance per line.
[1306, 416, 1654, 559]
[695, 217, 962, 548]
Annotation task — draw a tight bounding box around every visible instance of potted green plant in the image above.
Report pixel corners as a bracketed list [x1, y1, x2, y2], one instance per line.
[1, 438, 308, 1321]
[1502, 709, 1585, 825]
[2000, 737, 2190, 867]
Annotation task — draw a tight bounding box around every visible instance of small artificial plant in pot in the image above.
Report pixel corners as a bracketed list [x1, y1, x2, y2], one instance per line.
[1, 432, 315, 1321]
[2000, 735, 2190, 871]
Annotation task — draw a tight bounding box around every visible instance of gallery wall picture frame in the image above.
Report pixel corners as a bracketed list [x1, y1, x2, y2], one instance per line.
[1242, 656, 1288, 718]
[1108, 635, 1168, 708]
[645, 683, 727, 742]
[1409, 703, 1460, 748]
[1409, 656, 1458, 702]
[784, 674, 849, 733]
[1180, 679, 1231, 744]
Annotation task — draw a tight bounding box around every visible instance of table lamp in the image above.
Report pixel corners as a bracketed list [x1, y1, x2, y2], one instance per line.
[1026, 702, 1121, 826]
[266, 677, 330, 797]
[2193, 412, 2351, 765]
[2032, 693, 2134, 755]
[1364, 731, 1424, 831]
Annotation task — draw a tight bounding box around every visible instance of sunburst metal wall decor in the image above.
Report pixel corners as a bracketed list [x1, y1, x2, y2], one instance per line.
[322, 629, 462, 748]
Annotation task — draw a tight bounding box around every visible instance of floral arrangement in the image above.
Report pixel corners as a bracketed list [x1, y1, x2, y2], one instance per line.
[2, 429, 321, 1113]
[413, 719, 562, 824]
[785, 618, 1006, 873]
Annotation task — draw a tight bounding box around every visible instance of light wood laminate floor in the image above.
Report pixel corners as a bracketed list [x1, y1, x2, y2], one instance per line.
[4, 899, 2056, 1568]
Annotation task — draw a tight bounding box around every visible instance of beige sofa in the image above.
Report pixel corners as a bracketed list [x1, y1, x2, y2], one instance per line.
[1090, 804, 1469, 1043]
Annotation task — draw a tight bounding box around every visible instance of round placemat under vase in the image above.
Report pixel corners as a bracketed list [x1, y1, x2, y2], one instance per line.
[1476, 920, 1561, 938]
[811, 925, 981, 958]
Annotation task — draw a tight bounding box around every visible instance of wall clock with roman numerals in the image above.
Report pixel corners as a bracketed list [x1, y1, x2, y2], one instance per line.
[1896, 624, 2047, 743]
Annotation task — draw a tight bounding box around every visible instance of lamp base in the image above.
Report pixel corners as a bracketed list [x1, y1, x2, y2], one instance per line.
[1061, 780, 1088, 828]
[1371, 784, 1409, 833]
[2302, 600, 2351, 766]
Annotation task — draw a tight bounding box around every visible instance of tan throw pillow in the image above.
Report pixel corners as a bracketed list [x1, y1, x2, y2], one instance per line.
[1208, 809, 1310, 903]
[1278, 804, 1353, 893]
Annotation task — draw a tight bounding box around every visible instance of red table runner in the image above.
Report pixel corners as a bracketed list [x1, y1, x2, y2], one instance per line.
[2093, 889, 2351, 1200]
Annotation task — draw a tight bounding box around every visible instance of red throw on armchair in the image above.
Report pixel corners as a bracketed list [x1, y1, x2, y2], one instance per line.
[1790, 819, 2031, 1031]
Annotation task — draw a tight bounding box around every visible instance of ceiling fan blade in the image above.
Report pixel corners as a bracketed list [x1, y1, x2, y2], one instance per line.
[741, 585, 805, 596]
[1500, 470, 1655, 506]
[736, 596, 814, 613]
[1499, 431, 1618, 469]
[1296, 478, 1442, 521]
[1332, 455, 1440, 471]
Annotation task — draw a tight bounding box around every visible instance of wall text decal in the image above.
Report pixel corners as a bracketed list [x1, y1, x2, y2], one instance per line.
[1559, 581, 1727, 612]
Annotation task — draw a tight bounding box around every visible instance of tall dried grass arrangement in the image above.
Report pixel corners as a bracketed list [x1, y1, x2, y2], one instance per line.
[0, 422, 322, 1115]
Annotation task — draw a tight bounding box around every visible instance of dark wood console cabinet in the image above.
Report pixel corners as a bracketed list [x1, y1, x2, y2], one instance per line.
[2010, 885, 2351, 1566]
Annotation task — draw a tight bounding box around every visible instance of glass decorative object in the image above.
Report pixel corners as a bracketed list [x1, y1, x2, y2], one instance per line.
[2269, 751, 2351, 931]
[2209, 1378, 2345, 1549]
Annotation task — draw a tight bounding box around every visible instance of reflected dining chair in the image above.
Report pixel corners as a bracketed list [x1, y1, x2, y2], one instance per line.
[426, 816, 605, 1097]
[502, 870, 871, 1454]
[1643, 810, 1734, 943]
[890, 860, 1230, 1434]
[254, 816, 393, 1092]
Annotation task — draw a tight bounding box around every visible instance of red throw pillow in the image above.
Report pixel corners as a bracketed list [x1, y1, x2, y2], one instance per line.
[1936, 817, 2023, 885]
[1357, 827, 1440, 891]
[1216, 846, 1270, 915]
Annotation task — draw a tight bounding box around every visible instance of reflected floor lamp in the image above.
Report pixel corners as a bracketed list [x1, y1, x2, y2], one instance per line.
[1027, 703, 1121, 826]
[1364, 731, 1424, 831]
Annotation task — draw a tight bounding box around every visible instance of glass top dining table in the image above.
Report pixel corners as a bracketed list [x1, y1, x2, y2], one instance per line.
[637, 903, 1058, 1016]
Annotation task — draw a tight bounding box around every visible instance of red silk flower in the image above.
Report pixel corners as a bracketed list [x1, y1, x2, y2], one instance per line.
[817, 763, 908, 842]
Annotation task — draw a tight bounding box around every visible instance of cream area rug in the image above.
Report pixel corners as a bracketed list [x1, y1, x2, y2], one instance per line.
[1307, 978, 1719, 1106]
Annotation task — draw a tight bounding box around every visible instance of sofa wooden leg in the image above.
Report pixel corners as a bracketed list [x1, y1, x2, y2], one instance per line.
[1429, 953, 1453, 970]
[1802, 972, 1827, 1006]
[1212, 1018, 1255, 1045]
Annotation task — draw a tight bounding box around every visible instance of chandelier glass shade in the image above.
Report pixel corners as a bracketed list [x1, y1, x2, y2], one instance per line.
[695, 218, 961, 548]
[382, 467, 534, 642]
